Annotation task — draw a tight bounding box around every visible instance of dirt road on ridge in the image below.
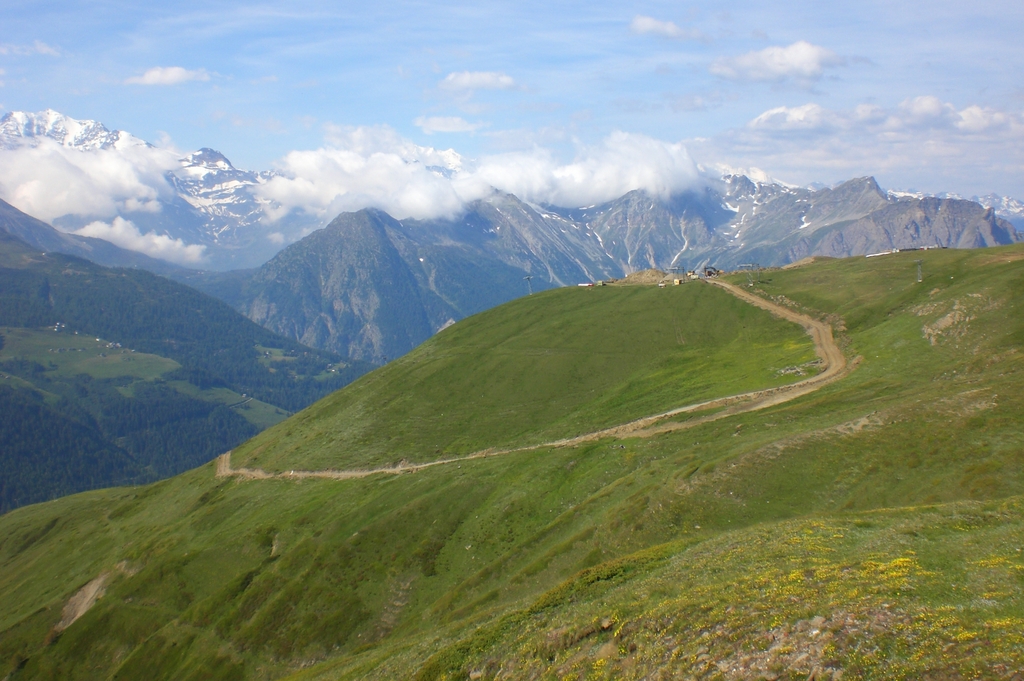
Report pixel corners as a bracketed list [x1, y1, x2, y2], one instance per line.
[216, 279, 854, 482]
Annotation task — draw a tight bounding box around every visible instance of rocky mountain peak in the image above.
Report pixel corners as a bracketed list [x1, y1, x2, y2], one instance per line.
[183, 148, 236, 171]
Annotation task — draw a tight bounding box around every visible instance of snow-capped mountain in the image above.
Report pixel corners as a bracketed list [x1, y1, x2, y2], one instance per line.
[0, 109, 147, 151]
[0, 109, 312, 269]
[889, 189, 1024, 229]
[0, 109, 1021, 277]
[975, 194, 1024, 228]
[169, 148, 276, 245]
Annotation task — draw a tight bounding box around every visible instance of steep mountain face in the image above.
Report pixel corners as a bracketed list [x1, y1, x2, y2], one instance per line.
[539, 175, 1018, 273]
[891, 188, 1024, 230]
[245, 210, 436, 362]
[401, 192, 618, 285]
[975, 193, 1024, 230]
[238, 193, 630, 363]
[170, 149, 268, 245]
[806, 198, 1018, 258]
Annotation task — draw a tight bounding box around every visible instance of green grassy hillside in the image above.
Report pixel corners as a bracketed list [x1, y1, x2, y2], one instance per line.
[1, 245, 1023, 680]
[233, 283, 817, 472]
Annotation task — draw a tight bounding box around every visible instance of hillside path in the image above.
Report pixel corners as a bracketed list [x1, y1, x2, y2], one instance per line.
[216, 279, 853, 481]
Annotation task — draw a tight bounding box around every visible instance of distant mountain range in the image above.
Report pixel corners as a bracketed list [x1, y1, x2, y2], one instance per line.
[164, 177, 1017, 364]
[1, 109, 1022, 271]
[0, 110, 314, 269]
[1, 109, 1020, 363]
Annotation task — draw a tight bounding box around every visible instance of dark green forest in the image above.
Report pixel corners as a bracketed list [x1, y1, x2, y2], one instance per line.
[0, 241, 372, 512]
[0, 259, 369, 412]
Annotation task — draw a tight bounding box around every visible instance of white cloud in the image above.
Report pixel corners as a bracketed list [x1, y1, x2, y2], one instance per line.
[749, 103, 835, 131]
[955, 105, 1010, 133]
[125, 66, 210, 86]
[0, 41, 59, 56]
[73, 217, 206, 265]
[474, 132, 700, 207]
[321, 124, 464, 168]
[691, 97, 1024, 195]
[439, 71, 517, 91]
[414, 116, 484, 134]
[710, 41, 845, 83]
[898, 95, 947, 120]
[0, 138, 179, 221]
[255, 126, 700, 222]
[256, 125, 474, 222]
[630, 15, 703, 40]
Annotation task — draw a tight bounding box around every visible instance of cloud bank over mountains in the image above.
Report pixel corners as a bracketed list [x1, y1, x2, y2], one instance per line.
[0, 136, 179, 221]
[256, 128, 700, 220]
[0, 95, 1020, 264]
[3, 1, 1021, 209]
[74, 216, 206, 264]
[0, 114, 702, 229]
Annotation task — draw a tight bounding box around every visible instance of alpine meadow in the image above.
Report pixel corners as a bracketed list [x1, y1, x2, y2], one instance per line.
[2, 244, 1024, 679]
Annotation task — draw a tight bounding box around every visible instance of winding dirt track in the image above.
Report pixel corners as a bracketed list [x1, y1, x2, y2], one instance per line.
[216, 279, 854, 482]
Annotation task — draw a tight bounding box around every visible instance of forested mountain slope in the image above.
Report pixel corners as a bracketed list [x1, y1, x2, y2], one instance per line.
[0, 232, 370, 512]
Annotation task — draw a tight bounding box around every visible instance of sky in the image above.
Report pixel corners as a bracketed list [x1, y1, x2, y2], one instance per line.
[2, 0, 1023, 210]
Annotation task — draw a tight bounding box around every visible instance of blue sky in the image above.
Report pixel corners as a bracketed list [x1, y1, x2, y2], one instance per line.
[2, 0, 1024, 198]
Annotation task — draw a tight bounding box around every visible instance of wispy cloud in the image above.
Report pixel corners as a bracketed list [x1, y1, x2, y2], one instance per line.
[746, 97, 1018, 135]
[749, 102, 835, 131]
[710, 41, 844, 83]
[439, 71, 517, 92]
[414, 116, 484, 134]
[693, 97, 1024, 194]
[125, 66, 210, 85]
[0, 41, 59, 56]
[630, 15, 704, 41]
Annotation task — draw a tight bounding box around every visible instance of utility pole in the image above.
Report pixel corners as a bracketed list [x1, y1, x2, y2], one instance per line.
[914, 259, 923, 283]
[524, 275, 533, 295]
